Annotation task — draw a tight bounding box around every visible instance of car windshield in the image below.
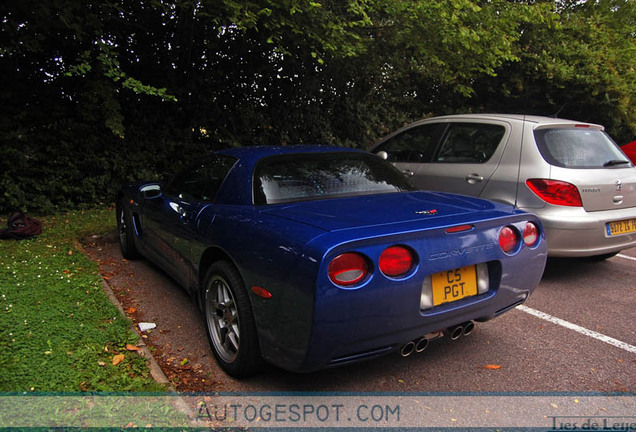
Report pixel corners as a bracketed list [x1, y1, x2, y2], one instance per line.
[254, 152, 416, 205]
[534, 128, 630, 169]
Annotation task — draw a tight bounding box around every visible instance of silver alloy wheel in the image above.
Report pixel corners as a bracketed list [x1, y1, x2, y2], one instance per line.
[118, 209, 127, 245]
[206, 275, 240, 363]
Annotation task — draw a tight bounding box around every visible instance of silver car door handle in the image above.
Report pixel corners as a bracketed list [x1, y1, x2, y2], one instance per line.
[402, 169, 414, 177]
[176, 205, 190, 222]
[465, 173, 484, 184]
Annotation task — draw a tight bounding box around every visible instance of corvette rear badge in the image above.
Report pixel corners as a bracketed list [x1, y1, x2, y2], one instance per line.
[415, 209, 438, 215]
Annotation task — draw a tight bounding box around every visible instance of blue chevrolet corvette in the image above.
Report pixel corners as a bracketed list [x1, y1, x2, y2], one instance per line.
[116, 146, 547, 377]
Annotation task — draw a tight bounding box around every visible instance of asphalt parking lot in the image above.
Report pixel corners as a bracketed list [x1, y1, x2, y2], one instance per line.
[84, 234, 635, 393]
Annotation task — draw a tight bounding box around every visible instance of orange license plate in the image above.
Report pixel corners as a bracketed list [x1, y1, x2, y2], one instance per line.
[607, 219, 636, 236]
[431, 266, 478, 306]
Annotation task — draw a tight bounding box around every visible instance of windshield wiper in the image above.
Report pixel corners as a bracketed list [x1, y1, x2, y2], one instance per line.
[603, 160, 630, 167]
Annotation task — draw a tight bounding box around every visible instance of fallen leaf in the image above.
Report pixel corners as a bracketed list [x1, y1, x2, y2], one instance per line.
[550, 403, 558, 409]
[126, 344, 140, 351]
[483, 364, 502, 370]
[180, 358, 189, 366]
[127, 307, 137, 314]
[112, 354, 125, 365]
[68, 250, 73, 256]
[97, 361, 106, 367]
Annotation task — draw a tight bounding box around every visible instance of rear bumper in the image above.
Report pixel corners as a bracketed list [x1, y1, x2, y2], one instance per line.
[533, 206, 636, 257]
[292, 247, 545, 372]
[258, 213, 548, 373]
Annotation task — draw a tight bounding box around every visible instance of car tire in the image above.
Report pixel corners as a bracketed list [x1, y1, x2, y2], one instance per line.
[203, 261, 263, 378]
[116, 199, 140, 260]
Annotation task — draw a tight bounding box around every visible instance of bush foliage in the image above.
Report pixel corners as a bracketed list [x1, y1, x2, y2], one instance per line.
[1, 0, 634, 213]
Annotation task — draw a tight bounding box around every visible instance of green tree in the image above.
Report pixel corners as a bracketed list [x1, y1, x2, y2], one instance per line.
[1, 0, 634, 212]
[463, 0, 635, 142]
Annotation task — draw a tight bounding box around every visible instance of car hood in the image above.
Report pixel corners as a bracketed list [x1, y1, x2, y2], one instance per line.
[260, 191, 515, 232]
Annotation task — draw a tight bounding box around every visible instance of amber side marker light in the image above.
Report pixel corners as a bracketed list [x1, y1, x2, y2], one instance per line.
[251, 286, 272, 299]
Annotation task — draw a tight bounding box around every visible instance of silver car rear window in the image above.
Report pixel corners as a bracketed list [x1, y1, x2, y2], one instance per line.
[534, 128, 630, 169]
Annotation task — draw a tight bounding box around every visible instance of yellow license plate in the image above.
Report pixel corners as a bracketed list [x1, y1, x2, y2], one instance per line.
[607, 219, 636, 236]
[432, 266, 478, 306]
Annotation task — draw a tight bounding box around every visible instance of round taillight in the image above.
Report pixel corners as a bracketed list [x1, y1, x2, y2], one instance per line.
[523, 222, 539, 247]
[379, 245, 414, 277]
[499, 226, 519, 254]
[328, 253, 369, 286]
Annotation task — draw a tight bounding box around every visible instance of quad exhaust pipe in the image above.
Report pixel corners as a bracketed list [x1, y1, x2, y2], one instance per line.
[445, 320, 475, 340]
[400, 321, 475, 357]
[400, 341, 416, 357]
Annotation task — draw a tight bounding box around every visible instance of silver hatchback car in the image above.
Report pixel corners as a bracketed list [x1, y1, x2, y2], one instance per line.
[371, 114, 636, 258]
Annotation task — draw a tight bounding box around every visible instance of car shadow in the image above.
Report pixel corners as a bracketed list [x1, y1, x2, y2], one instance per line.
[541, 257, 611, 282]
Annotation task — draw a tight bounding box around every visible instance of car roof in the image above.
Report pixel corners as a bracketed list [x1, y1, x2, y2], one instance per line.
[412, 114, 604, 129]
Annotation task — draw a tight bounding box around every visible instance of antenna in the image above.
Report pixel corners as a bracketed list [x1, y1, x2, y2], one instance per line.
[553, 103, 567, 118]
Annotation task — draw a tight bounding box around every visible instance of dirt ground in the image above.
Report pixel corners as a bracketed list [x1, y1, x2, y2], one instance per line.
[82, 232, 636, 394]
[83, 232, 233, 392]
[85, 232, 425, 393]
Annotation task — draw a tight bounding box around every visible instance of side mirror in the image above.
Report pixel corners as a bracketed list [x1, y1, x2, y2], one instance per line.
[376, 151, 389, 160]
[140, 184, 162, 199]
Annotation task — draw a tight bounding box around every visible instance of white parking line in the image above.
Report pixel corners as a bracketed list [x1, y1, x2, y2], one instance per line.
[617, 253, 636, 261]
[516, 305, 636, 354]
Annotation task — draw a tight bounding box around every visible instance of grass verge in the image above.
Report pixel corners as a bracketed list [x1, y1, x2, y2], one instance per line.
[0, 208, 166, 392]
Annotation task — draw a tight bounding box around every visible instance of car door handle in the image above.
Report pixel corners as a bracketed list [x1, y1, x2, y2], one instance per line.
[402, 169, 414, 177]
[465, 173, 484, 184]
[176, 205, 191, 222]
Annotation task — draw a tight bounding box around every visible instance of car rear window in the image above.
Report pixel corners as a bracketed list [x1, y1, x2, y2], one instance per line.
[254, 152, 416, 205]
[534, 128, 630, 169]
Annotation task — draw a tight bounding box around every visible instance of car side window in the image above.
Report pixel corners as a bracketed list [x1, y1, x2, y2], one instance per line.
[165, 155, 237, 202]
[435, 123, 505, 163]
[375, 124, 443, 163]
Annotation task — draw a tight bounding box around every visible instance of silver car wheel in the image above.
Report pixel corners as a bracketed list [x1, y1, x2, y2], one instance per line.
[118, 208, 128, 245]
[116, 200, 140, 260]
[206, 275, 240, 363]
